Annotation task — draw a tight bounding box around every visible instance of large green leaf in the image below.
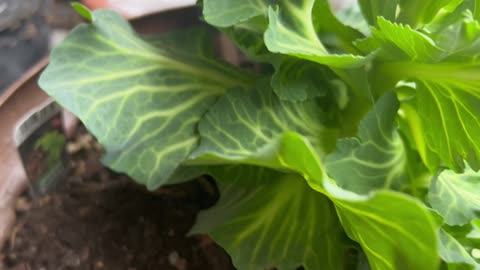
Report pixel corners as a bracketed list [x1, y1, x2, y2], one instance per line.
[39, 10, 250, 189]
[429, 167, 480, 226]
[438, 229, 479, 269]
[201, 0, 274, 61]
[443, 220, 480, 258]
[193, 113, 438, 270]
[264, 0, 365, 68]
[357, 0, 398, 26]
[325, 92, 409, 194]
[201, 118, 441, 270]
[395, 90, 435, 195]
[397, 0, 463, 27]
[189, 80, 338, 167]
[431, 10, 480, 62]
[470, 219, 480, 239]
[296, 139, 439, 270]
[468, 220, 480, 249]
[191, 167, 349, 270]
[266, 133, 440, 270]
[397, 95, 440, 172]
[269, 7, 365, 101]
[388, 61, 480, 171]
[424, 1, 480, 37]
[368, 17, 444, 61]
[202, 0, 267, 27]
[271, 58, 333, 101]
[357, 0, 462, 28]
[324, 180, 440, 270]
[369, 16, 480, 172]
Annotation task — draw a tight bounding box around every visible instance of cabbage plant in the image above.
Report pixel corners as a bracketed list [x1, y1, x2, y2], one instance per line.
[39, 1, 480, 269]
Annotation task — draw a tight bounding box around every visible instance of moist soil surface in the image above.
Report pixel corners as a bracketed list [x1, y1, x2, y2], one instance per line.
[1, 126, 234, 270]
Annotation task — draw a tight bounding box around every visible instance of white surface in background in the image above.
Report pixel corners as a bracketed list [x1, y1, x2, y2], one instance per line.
[330, 0, 356, 10]
[108, 0, 196, 18]
[105, 0, 354, 18]
[49, 29, 68, 49]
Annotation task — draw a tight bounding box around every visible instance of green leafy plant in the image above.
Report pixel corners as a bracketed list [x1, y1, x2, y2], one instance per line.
[39, 1, 480, 269]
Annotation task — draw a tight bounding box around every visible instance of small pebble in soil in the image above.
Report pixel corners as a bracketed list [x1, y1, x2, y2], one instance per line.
[95, 260, 104, 268]
[168, 251, 187, 270]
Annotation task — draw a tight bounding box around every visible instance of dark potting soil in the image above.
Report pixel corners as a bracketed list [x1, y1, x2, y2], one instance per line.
[1, 126, 235, 270]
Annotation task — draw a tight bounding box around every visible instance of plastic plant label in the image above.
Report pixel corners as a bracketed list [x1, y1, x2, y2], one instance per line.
[14, 99, 67, 194]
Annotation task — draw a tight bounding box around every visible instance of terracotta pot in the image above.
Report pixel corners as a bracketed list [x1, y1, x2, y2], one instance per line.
[0, 5, 200, 251]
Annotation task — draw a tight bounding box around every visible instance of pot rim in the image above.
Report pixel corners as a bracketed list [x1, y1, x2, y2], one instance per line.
[0, 57, 48, 107]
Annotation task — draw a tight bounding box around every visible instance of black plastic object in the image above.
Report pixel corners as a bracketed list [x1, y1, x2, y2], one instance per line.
[0, 0, 49, 93]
